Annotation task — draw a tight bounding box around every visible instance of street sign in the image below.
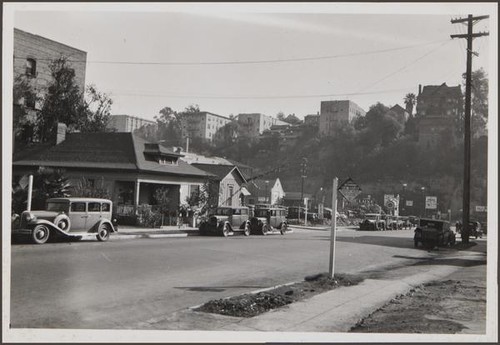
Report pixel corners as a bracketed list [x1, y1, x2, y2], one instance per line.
[425, 196, 437, 209]
[384, 194, 395, 206]
[386, 200, 395, 209]
[338, 178, 362, 203]
[475, 205, 486, 212]
[406, 200, 413, 207]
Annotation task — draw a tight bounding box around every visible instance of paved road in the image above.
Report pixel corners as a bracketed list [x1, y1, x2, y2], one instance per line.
[10, 228, 462, 329]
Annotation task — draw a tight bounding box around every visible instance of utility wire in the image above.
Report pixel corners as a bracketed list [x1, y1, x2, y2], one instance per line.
[13, 39, 449, 66]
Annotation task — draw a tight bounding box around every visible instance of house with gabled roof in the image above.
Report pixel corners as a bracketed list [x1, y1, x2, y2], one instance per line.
[247, 178, 285, 205]
[191, 163, 249, 207]
[13, 130, 213, 221]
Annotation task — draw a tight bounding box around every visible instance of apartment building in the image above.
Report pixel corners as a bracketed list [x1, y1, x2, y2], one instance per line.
[181, 112, 231, 142]
[13, 28, 87, 115]
[237, 113, 288, 139]
[107, 115, 156, 132]
[319, 100, 366, 137]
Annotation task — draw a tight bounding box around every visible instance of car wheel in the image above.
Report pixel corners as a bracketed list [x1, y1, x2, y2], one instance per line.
[243, 223, 251, 236]
[31, 224, 50, 244]
[261, 224, 269, 236]
[280, 223, 288, 235]
[96, 223, 111, 242]
[56, 219, 70, 231]
[222, 223, 230, 237]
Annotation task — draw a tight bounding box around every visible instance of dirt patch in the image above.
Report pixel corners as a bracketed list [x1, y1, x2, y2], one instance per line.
[195, 273, 363, 318]
[350, 278, 486, 333]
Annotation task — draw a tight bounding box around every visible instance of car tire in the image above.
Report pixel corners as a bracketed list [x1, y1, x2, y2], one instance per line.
[280, 223, 288, 235]
[31, 224, 50, 244]
[261, 224, 269, 236]
[222, 223, 230, 237]
[96, 223, 111, 242]
[243, 223, 251, 236]
[56, 218, 70, 232]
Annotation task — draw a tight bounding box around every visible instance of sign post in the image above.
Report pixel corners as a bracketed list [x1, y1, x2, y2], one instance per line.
[27, 175, 33, 212]
[304, 197, 308, 226]
[329, 177, 338, 279]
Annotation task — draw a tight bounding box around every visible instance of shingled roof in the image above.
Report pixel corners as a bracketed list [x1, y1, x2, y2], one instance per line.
[13, 132, 212, 178]
[191, 163, 247, 183]
[419, 83, 462, 99]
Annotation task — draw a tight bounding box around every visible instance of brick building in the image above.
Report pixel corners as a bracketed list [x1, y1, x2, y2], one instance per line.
[319, 100, 365, 137]
[107, 115, 156, 133]
[237, 113, 288, 139]
[181, 111, 231, 142]
[415, 83, 463, 148]
[13, 28, 87, 107]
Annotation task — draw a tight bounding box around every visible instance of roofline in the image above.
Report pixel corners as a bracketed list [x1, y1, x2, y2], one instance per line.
[14, 28, 87, 55]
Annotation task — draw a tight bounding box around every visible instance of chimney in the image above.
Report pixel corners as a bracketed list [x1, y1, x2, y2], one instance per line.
[418, 84, 422, 96]
[55, 123, 67, 145]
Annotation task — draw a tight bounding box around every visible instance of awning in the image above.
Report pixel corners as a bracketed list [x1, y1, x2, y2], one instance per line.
[240, 187, 251, 196]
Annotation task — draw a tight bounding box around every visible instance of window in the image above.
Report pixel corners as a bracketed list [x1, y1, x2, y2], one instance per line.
[70, 202, 86, 212]
[88, 202, 101, 212]
[102, 203, 111, 212]
[26, 58, 36, 77]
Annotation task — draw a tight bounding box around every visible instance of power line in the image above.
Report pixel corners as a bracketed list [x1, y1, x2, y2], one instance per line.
[107, 87, 415, 100]
[13, 39, 449, 66]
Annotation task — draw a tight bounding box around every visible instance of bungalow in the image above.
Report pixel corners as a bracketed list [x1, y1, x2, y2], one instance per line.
[12, 130, 213, 222]
[247, 178, 285, 205]
[191, 163, 249, 207]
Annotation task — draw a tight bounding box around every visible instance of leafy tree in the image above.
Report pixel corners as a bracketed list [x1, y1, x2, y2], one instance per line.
[12, 75, 39, 148]
[282, 113, 302, 125]
[36, 57, 86, 142]
[79, 85, 114, 133]
[463, 68, 488, 136]
[71, 177, 110, 198]
[276, 112, 286, 121]
[404, 93, 416, 116]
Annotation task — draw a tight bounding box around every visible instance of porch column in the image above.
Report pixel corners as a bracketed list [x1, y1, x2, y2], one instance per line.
[135, 180, 140, 208]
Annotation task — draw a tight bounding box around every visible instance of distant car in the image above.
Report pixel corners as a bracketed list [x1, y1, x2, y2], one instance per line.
[12, 197, 117, 244]
[198, 206, 251, 237]
[469, 220, 483, 239]
[250, 205, 289, 235]
[359, 213, 386, 231]
[414, 218, 456, 249]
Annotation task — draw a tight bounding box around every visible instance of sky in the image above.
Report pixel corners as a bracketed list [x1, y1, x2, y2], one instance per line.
[7, 3, 496, 122]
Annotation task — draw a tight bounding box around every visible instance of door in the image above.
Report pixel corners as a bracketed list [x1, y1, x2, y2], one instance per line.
[86, 202, 102, 231]
[69, 202, 87, 231]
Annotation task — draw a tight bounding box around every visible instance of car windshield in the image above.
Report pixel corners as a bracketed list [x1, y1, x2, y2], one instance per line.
[255, 209, 268, 217]
[46, 202, 69, 213]
[365, 214, 379, 220]
[420, 219, 443, 230]
[214, 208, 231, 216]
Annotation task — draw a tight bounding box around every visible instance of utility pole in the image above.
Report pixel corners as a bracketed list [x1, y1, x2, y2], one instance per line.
[300, 157, 308, 208]
[451, 14, 489, 244]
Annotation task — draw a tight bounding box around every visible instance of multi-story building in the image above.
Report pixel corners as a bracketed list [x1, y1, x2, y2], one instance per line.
[181, 111, 231, 142]
[13, 28, 87, 111]
[237, 113, 288, 139]
[319, 100, 366, 137]
[304, 113, 320, 127]
[415, 83, 463, 149]
[107, 115, 156, 133]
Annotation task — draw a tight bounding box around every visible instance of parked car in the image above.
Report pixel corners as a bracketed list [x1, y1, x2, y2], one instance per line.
[12, 197, 117, 244]
[250, 205, 289, 235]
[469, 220, 483, 239]
[414, 218, 456, 249]
[198, 206, 251, 237]
[359, 213, 386, 230]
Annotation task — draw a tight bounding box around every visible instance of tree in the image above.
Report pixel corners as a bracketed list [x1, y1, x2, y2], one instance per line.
[463, 68, 488, 136]
[276, 112, 285, 121]
[404, 93, 416, 116]
[36, 57, 86, 142]
[283, 113, 302, 125]
[79, 85, 114, 133]
[12, 75, 39, 148]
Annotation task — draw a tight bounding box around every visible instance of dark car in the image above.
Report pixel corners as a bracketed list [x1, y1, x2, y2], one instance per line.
[198, 206, 251, 237]
[359, 213, 386, 231]
[414, 218, 456, 249]
[250, 205, 289, 235]
[12, 197, 117, 244]
[455, 220, 483, 238]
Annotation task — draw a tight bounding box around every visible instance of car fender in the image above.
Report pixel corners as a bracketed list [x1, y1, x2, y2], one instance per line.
[53, 214, 71, 231]
[26, 219, 65, 236]
[90, 219, 117, 233]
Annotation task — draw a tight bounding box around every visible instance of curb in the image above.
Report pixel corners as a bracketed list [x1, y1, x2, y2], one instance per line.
[112, 233, 189, 240]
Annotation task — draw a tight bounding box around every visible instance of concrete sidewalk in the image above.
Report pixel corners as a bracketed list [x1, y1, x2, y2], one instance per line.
[142, 249, 487, 335]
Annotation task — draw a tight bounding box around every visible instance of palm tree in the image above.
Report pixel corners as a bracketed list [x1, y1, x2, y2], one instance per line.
[404, 93, 416, 116]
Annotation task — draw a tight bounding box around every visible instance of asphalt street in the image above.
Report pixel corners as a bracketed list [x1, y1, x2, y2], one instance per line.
[10, 228, 461, 329]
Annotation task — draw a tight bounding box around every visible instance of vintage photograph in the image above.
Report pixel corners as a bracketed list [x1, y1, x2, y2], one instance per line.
[2, 2, 497, 343]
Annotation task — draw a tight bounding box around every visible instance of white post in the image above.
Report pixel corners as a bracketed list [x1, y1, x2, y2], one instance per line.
[329, 177, 338, 279]
[186, 137, 190, 153]
[26, 175, 33, 211]
[305, 203, 308, 226]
